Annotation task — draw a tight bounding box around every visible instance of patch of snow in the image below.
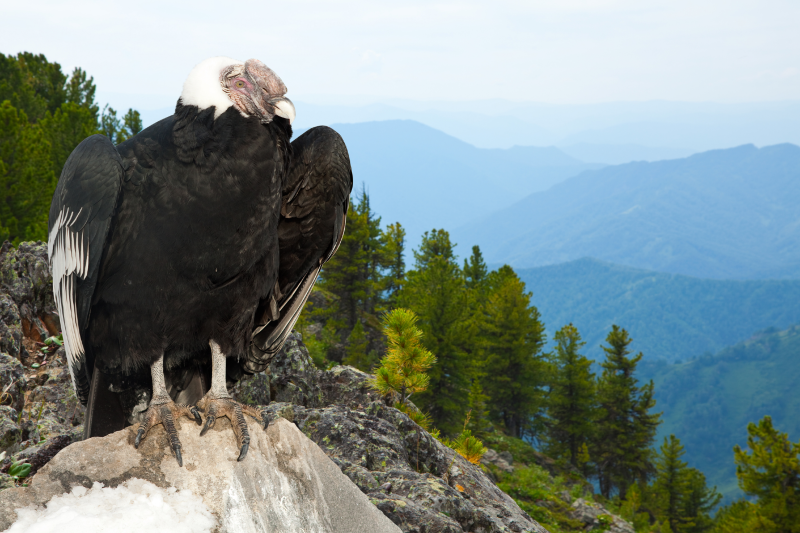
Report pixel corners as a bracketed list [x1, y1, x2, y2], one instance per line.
[5, 478, 215, 533]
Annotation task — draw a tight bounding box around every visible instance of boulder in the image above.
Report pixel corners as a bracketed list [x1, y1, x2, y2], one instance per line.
[481, 448, 514, 473]
[0, 417, 402, 533]
[231, 334, 548, 533]
[570, 498, 635, 533]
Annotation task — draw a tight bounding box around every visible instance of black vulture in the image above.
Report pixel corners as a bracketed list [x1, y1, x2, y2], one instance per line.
[48, 57, 352, 465]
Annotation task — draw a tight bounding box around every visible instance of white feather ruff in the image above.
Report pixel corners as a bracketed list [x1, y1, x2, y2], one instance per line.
[179, 56, 242, 118]
[48, 208, 89, 393]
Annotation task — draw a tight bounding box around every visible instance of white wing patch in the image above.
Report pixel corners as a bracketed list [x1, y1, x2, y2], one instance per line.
[48, 207, 89, 393]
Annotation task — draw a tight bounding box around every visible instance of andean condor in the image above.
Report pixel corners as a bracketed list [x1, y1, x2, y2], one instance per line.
[47, 57, 352, 465]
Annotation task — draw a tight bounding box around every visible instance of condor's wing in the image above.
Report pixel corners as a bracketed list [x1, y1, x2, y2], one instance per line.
[48, 134, 124, 404]
[246, 126, 353, 373]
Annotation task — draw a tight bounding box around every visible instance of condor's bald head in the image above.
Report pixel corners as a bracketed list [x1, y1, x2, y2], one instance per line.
[180, 56, 295, 124]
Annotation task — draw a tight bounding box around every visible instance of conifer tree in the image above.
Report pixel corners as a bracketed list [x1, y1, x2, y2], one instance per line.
[122, 109, 143, 139]
[681, 468, 720, 533]
[463, 245, 488, 291]
[398, 229, 472, 434]
[315, 188, 384, 347]
[343, 319, 374, 370]
[593, 325, 661, 499]
[381, 222, 405, 307]
[479, 265, 546, 438]
[653, 435, 692, 533]
[546, 323, 596, 471]
[371, 308, 435, 415]
[733, 415, 800, 532]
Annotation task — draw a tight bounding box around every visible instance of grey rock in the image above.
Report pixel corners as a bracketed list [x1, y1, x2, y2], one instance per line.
[0, 241, 58, 336]
[234, 336, 547, 532]
[0, 353, 26, 412]
[0, 296, 23, 361]
[258, 406, 544, 531]
[0, 407, 21, 453]
[482, 448, 515, 474]
[0, 417, 402, 533]
[570, 498, 635, 533]
[319, 364, 387, 408]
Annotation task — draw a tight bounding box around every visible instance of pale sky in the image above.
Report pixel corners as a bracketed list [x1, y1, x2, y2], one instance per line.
[2, 0, 799, 110]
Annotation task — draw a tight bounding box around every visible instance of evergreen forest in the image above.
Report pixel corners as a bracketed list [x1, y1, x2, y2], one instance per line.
[3, 52, 800, 533]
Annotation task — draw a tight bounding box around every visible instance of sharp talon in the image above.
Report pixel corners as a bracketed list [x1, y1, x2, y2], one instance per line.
[238, 443, 249, 462]
[135, 428, 144, 448]
[175, 446, 183, 467]
[200, 415, 215, 436]
[191, 406, 202, 425]
[262, 412, 269, 431]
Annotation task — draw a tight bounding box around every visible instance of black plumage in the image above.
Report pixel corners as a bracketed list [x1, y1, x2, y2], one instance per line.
[48, 57, 352, 461]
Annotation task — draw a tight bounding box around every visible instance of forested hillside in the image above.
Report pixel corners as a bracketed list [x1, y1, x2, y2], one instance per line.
[638, 323, 800, 503]
[455, 143, 800, 279]
[517, 258, 800, 362]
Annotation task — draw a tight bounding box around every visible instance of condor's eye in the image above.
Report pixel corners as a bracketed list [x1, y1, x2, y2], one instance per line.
[234, 80, 246, 88]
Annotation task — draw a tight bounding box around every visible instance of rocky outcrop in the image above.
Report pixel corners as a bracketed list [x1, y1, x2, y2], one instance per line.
[231, 334, 547, 533]
[0, 242, 84, 464]
[0, 417, 402, 532]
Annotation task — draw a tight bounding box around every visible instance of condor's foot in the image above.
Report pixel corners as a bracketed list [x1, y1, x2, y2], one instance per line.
[134, 396, 202, 467]
[197, 394, 269, 462]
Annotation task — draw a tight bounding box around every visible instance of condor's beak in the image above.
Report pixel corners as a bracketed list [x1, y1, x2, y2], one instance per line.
[270, 97, 295, 124]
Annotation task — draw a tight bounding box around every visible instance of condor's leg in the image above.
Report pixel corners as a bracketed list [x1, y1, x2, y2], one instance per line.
[198, 340, 268, 462]
[134, 353, 202, 466]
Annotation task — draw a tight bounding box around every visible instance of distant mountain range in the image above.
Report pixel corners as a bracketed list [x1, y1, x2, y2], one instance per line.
[323, 120, 602, 250]
[557, 143, 695, 165]
[638, 323, 800, 503]
[516, 258, 800, 363]
[455, 143, 800, 280]
[288, 99, 800, 152]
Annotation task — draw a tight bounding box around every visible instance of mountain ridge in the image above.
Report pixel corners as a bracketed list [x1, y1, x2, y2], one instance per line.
[517, 257, 800, 363]
[456, 143, 800, 279]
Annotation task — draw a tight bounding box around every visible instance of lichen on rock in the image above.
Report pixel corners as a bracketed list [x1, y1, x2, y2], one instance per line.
[234, 333, 548, 533]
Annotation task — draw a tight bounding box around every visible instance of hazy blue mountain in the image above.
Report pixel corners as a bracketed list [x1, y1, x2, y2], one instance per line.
[290, 99, 800, 152]
[516, 258, 800, 363]
[558, 143, 695, 165]
[323, 120, 601, 250]
[455, 143, 800, 279]
[637, 324, 800, 503]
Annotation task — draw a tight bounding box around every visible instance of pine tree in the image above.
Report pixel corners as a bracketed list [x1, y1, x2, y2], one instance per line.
[315, 188, 384, 355]
[381, 222, 405, 307]
[653, 435, 692, 533]
[479, 265, 546, 438]
[398, 229, 472, 435]
[122, 109, 143, 140]
[371, 308, 436, 415]
[681, 468, 720, 533]
[463, 245, 488, 291]
[343, 320, 374, 370]
[733, 415, 800, 532]
[593, 325, 661, 499]
[546, 323, 596, 471]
